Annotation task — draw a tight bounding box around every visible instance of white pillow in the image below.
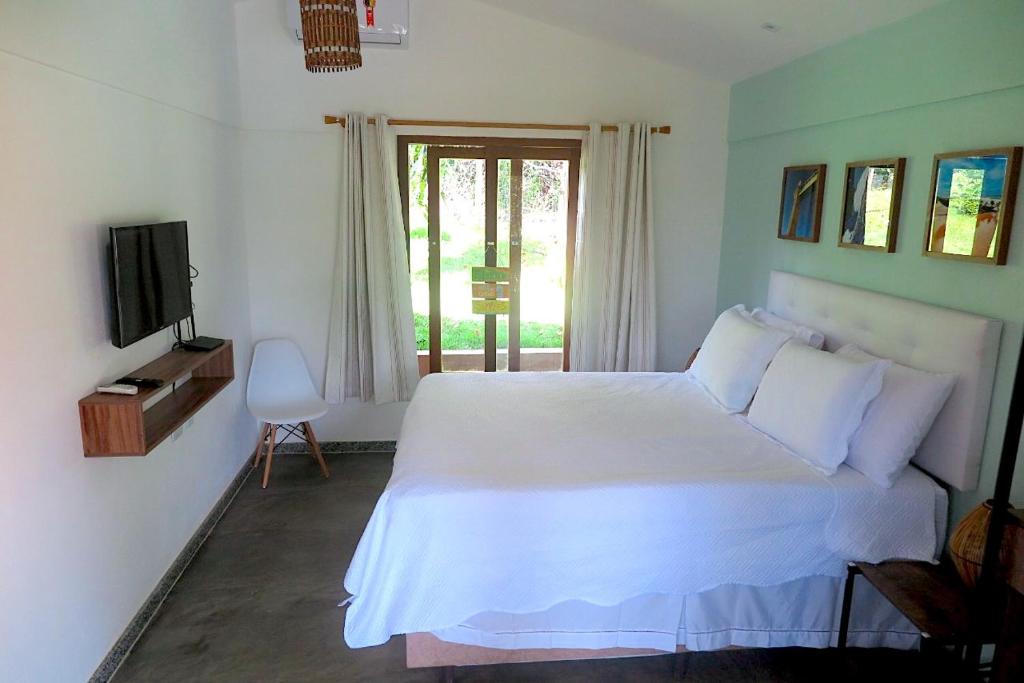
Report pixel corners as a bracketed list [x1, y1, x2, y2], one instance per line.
[747, 342, 890, 474]
[836, 345, 957, 488]
[751, 308, 826, 350]
[690, 305, 792, 413]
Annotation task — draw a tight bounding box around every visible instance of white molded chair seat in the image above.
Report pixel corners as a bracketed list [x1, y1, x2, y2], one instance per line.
[247, 339, 328, 424]
[247, 339, 330, 488]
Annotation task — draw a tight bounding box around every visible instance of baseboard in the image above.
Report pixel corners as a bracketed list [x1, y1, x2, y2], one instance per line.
[88, 441, 396, 683]
[88, 454, 256, 683]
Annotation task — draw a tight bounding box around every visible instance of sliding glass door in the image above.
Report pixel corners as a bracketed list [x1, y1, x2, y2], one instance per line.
[400, 137, 580, 374]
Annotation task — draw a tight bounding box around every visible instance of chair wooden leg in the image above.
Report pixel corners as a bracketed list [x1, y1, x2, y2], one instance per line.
[252, 422, 269, 469]
[261, 425, 278, 489]
[303, 421, 330, 479]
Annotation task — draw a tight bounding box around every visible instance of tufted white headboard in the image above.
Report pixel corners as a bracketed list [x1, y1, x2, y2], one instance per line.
[765, 271, 1002, 491]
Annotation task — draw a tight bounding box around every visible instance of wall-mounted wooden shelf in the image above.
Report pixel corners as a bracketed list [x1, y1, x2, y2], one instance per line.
[79, 341, 234, 457]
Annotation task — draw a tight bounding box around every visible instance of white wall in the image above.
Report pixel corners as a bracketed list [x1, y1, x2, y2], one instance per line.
[0, 2, 729, 675]
[0, 3, 252, 681]
[234, 0, 730, 439]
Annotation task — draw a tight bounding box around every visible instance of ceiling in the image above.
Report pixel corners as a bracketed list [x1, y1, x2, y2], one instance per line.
[474, 0, 946, 82]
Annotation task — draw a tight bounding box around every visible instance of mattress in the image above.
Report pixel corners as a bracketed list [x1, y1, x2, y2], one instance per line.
[343, 372, 947, 649]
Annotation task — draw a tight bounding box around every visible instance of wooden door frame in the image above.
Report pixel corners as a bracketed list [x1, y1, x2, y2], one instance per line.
[508, 158, 523, 372]
[400, 135, 582, 373]
[425, 146, 488, 374]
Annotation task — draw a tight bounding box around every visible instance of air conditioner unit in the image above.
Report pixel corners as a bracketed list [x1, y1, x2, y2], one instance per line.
[286, 0, 409, 48]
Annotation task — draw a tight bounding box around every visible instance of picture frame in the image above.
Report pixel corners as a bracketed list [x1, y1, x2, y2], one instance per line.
[838, 157, 906, 253]
[778, 164, 826, 243]
[924, 146, 1022, 265]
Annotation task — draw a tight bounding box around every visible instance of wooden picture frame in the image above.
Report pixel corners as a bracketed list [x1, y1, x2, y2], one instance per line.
[838, 157, 906, 253]
[778, 164, 826, 242]
[924, 146, 1022, 265]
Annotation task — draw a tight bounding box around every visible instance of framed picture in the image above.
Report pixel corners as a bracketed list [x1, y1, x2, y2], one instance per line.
[839, 158, 906, 252]
[924, 147, 1022, 265]
[778, 164, 826, 242]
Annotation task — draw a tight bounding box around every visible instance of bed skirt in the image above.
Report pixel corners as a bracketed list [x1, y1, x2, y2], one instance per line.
[406, 575, 918, 668]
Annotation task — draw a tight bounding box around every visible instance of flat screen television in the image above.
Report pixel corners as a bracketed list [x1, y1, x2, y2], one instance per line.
[109, 221, 192, 348]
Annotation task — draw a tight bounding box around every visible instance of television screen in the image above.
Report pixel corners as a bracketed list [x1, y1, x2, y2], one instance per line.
[109, 222, 192, 348]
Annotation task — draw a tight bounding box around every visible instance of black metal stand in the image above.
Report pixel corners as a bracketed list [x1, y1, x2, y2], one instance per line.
[969, 332, 1024, 668]
[272, 422, 312, 445]
[837, 563, 860, 649]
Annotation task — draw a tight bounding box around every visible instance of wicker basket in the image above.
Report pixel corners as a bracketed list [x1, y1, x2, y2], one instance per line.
[949, 500, 1013, 588]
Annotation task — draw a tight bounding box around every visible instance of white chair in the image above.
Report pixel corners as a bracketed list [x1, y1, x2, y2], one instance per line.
[247, 339, 330, 489]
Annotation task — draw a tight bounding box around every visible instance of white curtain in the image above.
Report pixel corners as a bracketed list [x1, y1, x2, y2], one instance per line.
[325, 114, 419, 404]
[569, 123, 657, 372]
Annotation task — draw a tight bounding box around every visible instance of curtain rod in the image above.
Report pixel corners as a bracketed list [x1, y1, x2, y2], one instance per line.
[323, 115, 671, 135]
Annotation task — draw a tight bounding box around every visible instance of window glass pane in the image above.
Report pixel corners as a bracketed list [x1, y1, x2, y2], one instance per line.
[439, 157, 486, 372]
[519, 159, 567, 371]
[407, 144, 430, 372]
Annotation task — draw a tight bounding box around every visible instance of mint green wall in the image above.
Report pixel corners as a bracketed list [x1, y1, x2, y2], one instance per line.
[718, 0, 1024, 522]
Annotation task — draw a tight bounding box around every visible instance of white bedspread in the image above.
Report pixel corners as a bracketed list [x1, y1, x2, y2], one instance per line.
[343, 372, 945, 648]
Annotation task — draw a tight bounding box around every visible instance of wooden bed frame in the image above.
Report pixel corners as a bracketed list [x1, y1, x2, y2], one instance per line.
[406, 632, 687, 667]
[407, 633, 694, 680]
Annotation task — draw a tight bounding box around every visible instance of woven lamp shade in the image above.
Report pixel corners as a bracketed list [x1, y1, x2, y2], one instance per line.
[299, 0, 362, 73]
[949, 500, 1013, 588]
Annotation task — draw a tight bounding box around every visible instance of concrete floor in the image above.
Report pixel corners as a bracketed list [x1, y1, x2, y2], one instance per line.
[115, 450, 959, 682]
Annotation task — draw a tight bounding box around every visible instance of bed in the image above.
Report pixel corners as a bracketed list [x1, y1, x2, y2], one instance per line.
[342, 271, 1002, 671]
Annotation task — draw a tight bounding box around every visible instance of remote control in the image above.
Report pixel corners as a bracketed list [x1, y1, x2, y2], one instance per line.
[117, 376, 165, 389]
[97, 383, 140, 395]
